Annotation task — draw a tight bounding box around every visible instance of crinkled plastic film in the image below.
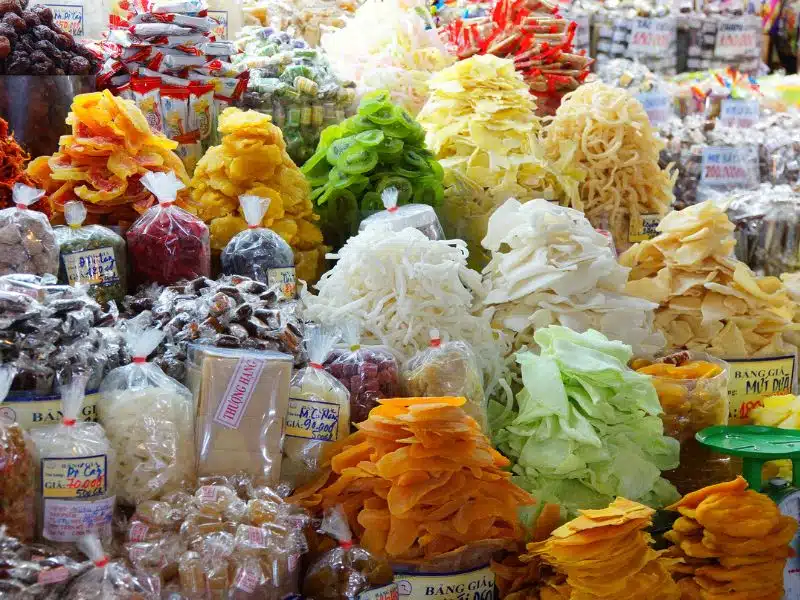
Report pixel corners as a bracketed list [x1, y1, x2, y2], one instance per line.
[98, 322, 196, 507]
[0, 364, 35, 542]
[0, 183, 58, 277]
[357, 187, 444, 241]
[66, 534, 153, 600]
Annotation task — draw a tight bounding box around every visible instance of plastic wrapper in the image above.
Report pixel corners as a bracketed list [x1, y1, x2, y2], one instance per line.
[127, 171, 211, 287]
[54, 201, 128, 306]
[593, 16, 678, 75]
[302, 506, 395, 600]
[67, 534, 155, 600]
[30, 374, 116, 545]
[244, 0, 358, 47]
[189, 345, 292, 486]
[282, 326, 350, 489]
[0, 364, 35, 542]
[676, 14, 762, 74]
[221, 195, 296, 300]
[0, 183, 58, 277]
[633, 352, 733, 495]
[402, 330, 487, 432]
[322, 321, 399, 426]
[98, 322, 195, 507]
[357, 187, 444, 241]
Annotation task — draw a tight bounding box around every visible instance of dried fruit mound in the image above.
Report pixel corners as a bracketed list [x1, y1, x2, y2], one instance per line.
[0, 116, 43, 215]
[289, 396, 535, 562]
[186, 107, 327, 284]
[665, 476, 797, 600]
[26, 90, 189, 227]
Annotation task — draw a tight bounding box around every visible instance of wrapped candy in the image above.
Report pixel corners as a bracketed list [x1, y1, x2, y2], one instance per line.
[98, 322, 195, 506]
[30, 374, 116, 545]
[357, 187, 444, 241]
[127, 171, 211, 287]
[221, 195, 297, 300]
[54, 201, 128, 306]
[302, 506, 395, 600]
[67, 534, 155, 600]
[282, 326, 350, 489]
[402, 330, 487, 432]
[323, 321, 400, 425]
[0, 365, 35, 542]
[0, 183, 58, 276]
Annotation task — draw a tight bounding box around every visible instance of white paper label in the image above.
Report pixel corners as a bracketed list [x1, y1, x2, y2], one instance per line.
[62, 247, 120, 288]
[129, 521, 149, 542]
[714, 22, 759, 58]
[719, 99, 760, 128]
[42, 496, 115, 542]
[213, 357, 266, 429]
[700, 146, 758, 188]
[636, 92, 672, 125]
[395, 566, 495, 600]
[234, 565, 259, 593]
[47, 4, 84, 36]
[628, 18, 675, 56]
[359, 583, 400, 600]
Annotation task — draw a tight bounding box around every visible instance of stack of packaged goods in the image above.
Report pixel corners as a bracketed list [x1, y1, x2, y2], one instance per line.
[100, 0, 246, 174]
[243, 0, 363, 47]
[676, 9, 763, 75]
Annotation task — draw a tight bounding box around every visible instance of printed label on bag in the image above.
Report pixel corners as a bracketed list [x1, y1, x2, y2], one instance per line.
[42, 496, 114, 542]
[719, 99, 760, 128]
[234, 562, 260, 593]
[208, 10, 228, 39]
[129, 521, 149, 542]
[628, 214, 661, 243]
[267, 267, 297, 300]
[395, 565, 495, 600]
[700, 146, 758, 188]
[714, 21, 758, 58]
[41, 454, 108, 499]
[636, 92, 672, 125]
[0, 389, 99, 430]
[628, 18, 675, 56]
[724, 355, 797, 423]
[47, 4, 84, 36]
[213, 358, 266, 429]
[38, 566, 70, 585]
[285, 398, 341, 442]
[358, 583, 400, 600]
[62, 247, 120, 288]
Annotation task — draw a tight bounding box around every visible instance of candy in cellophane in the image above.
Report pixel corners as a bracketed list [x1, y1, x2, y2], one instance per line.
[0, 183, 59, 277]
[126, 171, 211, 287]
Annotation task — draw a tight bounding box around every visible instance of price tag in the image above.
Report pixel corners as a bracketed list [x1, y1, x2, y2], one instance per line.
[395, 565, 495, 600]
[628, 214, 661, 243]
[724, 355, 797, 424]
[719, 99, 760, 128]
[636, 92, 672, 125]
[714, 21, 758, 58]
[628, 18, 676, 57]
[699, 146, 758, 188]
[46, 4, 84, 36]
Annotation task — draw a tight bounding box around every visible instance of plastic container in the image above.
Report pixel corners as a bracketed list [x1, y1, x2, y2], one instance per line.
[0, 183, 59, 277]
[126, 171, 211, 287]
[221, 195, 296, 300]
[98, 322, 196, 507]
[358, 187, 445, 241]
[54, 201, 128, 306]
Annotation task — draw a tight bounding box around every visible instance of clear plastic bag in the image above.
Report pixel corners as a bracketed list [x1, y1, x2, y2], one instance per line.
[67, 534, 156, 600]
[302, 506, 395, 600]
[54, 201, 128, 307]
[402, 330, 487, 432]
[0, 364, 35, 542]
[30, 374, 116, 545]
[0, 183, 58, 277]
[221, 195, 296, 300]
[323, 321, 400, 425]
[282, 326, 350, 489]
[126, 171, 211, 287]
[98, 321, 196, 507]
[358, 187, 445, 241]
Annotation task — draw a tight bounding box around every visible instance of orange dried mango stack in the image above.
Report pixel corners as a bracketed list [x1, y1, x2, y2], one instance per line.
[289, 396, 535, 561]
[26, 90, 189, 226]
[186, 108, 327, 284]
[665, 476, 797, 600]
[525, 498, 681, 600]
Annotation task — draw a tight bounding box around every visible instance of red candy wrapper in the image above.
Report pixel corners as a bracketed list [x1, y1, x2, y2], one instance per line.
[126, 170, 210, 287]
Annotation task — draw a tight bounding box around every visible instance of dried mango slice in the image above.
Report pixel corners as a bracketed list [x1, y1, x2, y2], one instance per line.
[695, 490, 780, 539]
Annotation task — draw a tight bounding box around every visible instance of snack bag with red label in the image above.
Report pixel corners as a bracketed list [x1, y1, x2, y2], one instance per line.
[98, 320, 195, 506]
[221, 195, 296, 300]
[303, 506, 396, 600]
[67, 534, 157, 599]
[126, 170, 211, 286]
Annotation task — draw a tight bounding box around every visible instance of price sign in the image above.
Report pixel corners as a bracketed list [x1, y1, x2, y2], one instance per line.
[628, 18, 675, 57]
[47, 4, 84, 36]
[636, 91, 672, 125]
[719, 99, 760, 128]
[700, 146, 758, 188]
[714, 21, 758, 59]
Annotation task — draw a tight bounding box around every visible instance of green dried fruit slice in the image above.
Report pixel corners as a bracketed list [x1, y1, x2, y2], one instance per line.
[337, 145, 379, 175]
[356, 129, 385, 147]
[377, 176, 413, 203]
[326, 136, 361, 167]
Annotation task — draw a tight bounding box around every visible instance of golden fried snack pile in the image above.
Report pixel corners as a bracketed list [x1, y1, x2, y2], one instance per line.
[288, 396, 534, 562]
[621, 201, 799, 357]
[524, 497, 680, 600]
[186, 108, 327, 284]
[665, 476, 797, 600]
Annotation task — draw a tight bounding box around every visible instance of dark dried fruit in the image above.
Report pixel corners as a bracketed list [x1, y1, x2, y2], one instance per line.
[21, 10, 38, 28]
[0, 22, 16, 42]
[68, 56, 89, 75]
[3, 12, 25, 31]
[6, 54, 28, 74]
[30, 61, 49, 75]
[0, 0, 21, 16]
[55, 33, 71, 50]
[29, 50, 47, 64]
[32, 24, 55, 42]
[31, 5, 52, 25]
[0, 35, 10, 59]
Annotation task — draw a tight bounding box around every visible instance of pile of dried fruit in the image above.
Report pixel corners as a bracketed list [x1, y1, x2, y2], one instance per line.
[289, 396, 534, 561]
[0, 117, 42, 214]
[185, 107, 327, 284]
[665, 477, 797, 600]
[26, 90, 188, 226]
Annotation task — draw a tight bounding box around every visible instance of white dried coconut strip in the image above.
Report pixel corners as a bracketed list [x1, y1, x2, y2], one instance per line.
[302, 227, 508, 394]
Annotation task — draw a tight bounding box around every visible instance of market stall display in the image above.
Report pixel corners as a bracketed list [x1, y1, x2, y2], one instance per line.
[492, 326, 680, 514]
[26, 90, 190, 227]
[0, 183, 58, 276]
[187, 107, 327, 284]
[594, 16, 678, 75]
[244, 0, 361, 47]
[0, 117, 42, 213]
[480, 198, 665, 357]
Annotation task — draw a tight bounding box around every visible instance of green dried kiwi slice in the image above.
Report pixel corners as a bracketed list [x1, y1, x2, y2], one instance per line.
[413, 178, 445, 206]
[377, 176, 413, 204]
[301, 147, 330, 179]
[376, 137, 404, 159]
[329, 168, 369, 191]
[358, 90, 391, 115]
[337, 144, 379, 175]
[428, 158, 444, 180]
[326, 136, 361, 167]
[356, 129, 385, 147]
[344, 114, 375, 134]
[361, 191, 384, 211]
[318, 123, 346, 150]
[310, 184, 329, 204]
[367, 104, 398, 126]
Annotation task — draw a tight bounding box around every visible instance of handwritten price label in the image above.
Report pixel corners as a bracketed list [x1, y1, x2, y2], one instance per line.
[285, 398, 341, 442]
[46, 4, 84, 36]
[724, 355, 796, 424]
[700, 146, 758, 188]
[41, 455, 107, 499]
[719, 99, 760, 128]
[636, 92, 672, 125]
[714, 22, 758, 59]
[628, 18, 675, 56]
